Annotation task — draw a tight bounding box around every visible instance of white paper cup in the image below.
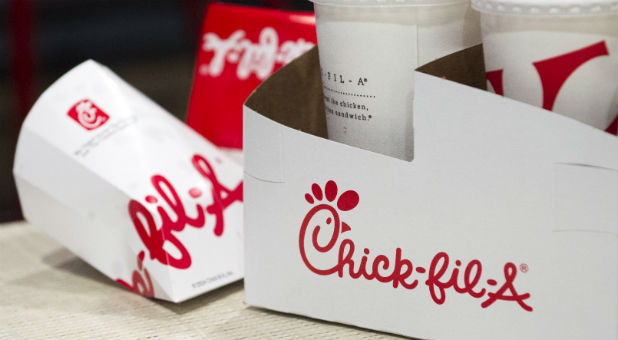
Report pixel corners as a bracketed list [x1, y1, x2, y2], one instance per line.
[312, 0, 480, 161]
[472, 0, 618, 130]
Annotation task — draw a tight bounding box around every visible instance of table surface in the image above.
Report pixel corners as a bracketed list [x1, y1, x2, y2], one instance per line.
[0, 221, 406, 339]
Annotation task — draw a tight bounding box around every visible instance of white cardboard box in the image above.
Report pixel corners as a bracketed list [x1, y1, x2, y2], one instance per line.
[243, 47, 618, 339]
[14, 60, 244, 303]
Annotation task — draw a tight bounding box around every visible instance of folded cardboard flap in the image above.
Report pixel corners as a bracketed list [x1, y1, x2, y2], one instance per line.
[245, 45, 487, 138]
[245, 47, 327, 139]
[416, 44, 487, 91]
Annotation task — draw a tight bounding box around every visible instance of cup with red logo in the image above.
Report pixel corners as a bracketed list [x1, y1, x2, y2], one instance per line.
[311, 0, 481, 161]
[472, 0, 618, 131]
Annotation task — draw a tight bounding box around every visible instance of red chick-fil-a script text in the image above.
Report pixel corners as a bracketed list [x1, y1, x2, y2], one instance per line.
[128, 154, 242, 270]
[299, 180, 532, 312]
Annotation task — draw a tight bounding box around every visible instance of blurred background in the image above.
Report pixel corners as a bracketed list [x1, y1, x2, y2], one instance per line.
[1, 0, 312, 222]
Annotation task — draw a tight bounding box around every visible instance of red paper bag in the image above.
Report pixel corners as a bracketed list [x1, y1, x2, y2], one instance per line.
[187, 3, 317, 149]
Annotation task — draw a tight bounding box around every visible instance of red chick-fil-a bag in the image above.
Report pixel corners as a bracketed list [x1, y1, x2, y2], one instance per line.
[186, 3, 316, 150]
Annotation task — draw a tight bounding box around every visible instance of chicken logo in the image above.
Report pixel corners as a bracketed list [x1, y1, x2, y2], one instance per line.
[127, 154, 243, 270]
[67, 99, 109, 130]
[299, 180, 359, 275]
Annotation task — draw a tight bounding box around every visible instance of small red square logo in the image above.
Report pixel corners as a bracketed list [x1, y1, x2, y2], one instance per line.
[67, 99, 109, 130]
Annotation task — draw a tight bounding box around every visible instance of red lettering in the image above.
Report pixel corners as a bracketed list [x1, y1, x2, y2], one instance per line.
[129, 192, 193, 269]
[192, 154, 243, 236]
[151, 175, 205, 232]
[300, 234, 532, 311]
[127, 154, 242, 271]
[298, 181, 531, 311]
[426, 252, 449, 304]
[391, 248, 416, 289]
[299, 203, 419, 290]
[464, 260, 486, 298]
[426, 253, 487, 305]
[338, 239, 357, 279]
[481, 262, 533, 311]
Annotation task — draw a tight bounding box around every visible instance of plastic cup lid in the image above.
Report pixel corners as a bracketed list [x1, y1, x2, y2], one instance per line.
[310, 0, 467, 7]
[472, 0, 618, 16]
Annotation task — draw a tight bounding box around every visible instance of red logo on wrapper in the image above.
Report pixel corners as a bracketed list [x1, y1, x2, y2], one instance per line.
[299, 180, 533, 312]
[67, 99, 109, 130]
[186, 3, 317, 149]
[127, 154, 242, 270]
[117, 154, 242, 295]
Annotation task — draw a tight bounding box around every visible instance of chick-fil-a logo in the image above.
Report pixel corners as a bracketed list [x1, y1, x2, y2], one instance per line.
[117, 154, 242, 295]
[67, 99, 109, 130]
[129, 154, 242, 270]
[299, 180, 533, 312]
[200, 27, 314, 80]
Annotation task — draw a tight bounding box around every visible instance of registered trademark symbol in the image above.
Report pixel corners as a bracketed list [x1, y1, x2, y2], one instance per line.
[519, 263, 529, 273]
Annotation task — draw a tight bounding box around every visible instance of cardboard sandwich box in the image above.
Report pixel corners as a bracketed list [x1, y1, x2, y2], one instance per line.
[14, 60, 244, 303]
[243, 47, 618, 339]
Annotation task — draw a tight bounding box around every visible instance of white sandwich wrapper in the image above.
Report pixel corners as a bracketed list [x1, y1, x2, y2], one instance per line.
[243, 47, 618, 339]
[13, 60, 244, 303]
